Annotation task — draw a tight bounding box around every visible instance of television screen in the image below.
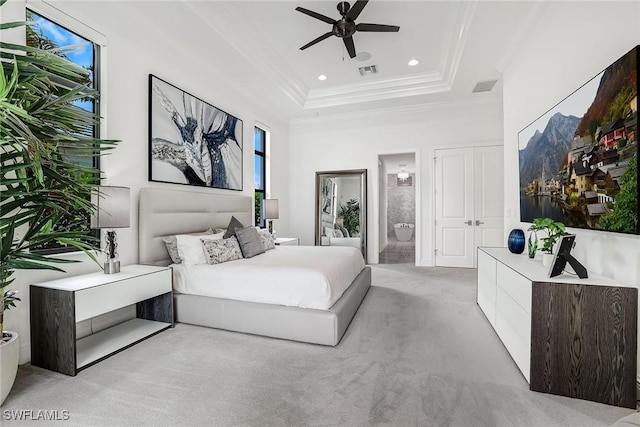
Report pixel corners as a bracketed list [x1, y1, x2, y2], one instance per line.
[518, 46, 639, 234]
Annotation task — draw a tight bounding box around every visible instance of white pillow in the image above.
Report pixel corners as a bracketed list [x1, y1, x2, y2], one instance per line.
[176, 232, 224, 267]
[324, 227, 336, 238]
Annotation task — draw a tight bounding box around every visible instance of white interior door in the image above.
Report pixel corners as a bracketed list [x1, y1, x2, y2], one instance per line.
[434, 148, 474, 267]
[435, 145, 504, 268]
[473, 146, 504, 258]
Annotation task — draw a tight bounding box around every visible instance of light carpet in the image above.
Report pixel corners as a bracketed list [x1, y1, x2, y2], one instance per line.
[2, 264, 635, 426]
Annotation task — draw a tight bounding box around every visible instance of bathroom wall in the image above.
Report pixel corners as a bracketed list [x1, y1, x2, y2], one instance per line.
[387, 173, 416, 237]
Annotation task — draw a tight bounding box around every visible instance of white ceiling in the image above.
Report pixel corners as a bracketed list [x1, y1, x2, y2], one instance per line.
[181, 1, 545, 121]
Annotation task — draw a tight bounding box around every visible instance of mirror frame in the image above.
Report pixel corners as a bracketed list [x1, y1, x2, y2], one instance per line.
[315, 169, 367, 261]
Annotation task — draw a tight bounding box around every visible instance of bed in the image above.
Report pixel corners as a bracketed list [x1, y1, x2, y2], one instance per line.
[138, 187, 371, 346]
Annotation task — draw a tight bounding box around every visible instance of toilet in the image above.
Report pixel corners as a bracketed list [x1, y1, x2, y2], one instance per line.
[393, 223, 414, 242]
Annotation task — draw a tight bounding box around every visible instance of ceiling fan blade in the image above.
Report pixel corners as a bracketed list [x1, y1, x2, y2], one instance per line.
[346, 0, 368, 20]
[343, 36, 356, 59]
[356, 23, 400, 32]
[295, 7, 336, 25]
[300, 32, 334, 51]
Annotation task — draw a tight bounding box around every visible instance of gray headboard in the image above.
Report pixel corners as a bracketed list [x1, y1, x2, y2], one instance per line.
[139, 187, 252, 266]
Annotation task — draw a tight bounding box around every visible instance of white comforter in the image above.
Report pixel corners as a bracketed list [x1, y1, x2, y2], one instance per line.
[172, 245, 365, 310]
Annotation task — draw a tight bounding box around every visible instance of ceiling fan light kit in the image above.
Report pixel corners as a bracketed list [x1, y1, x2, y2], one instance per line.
[296, 1, 400, 59]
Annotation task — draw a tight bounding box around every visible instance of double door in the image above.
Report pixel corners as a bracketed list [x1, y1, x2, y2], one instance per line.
[434, 146, 503, 267]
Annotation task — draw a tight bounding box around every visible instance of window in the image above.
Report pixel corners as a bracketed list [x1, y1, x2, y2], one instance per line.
[254, 127, 267, 227]
[27, 8, 101, 254]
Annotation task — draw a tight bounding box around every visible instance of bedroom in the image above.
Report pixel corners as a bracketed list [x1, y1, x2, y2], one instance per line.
[2, 0, 640, 425]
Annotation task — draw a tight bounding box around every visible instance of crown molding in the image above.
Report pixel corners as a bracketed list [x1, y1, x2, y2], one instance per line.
[304, 71, 450, 109]
[292, 94, 501, 125]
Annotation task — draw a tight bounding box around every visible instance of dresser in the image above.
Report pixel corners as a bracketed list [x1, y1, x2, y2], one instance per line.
[30, 265, 173, 376]
[477, 247, 637, 408]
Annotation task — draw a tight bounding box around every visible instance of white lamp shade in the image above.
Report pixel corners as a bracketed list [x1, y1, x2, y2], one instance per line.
[264, 199, 279, 219]
[91, 186, 131, 229]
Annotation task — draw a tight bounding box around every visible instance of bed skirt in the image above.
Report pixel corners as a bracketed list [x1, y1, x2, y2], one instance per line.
[174, 266, 371, 346]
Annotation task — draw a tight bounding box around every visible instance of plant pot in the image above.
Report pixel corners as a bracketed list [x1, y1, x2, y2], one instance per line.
[542, 253, 554, 267]
[1, 331, 19, 406]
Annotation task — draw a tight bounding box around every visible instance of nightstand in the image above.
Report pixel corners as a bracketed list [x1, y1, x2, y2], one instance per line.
[30, 264, 173, 376]
[275, 237, 299, 246]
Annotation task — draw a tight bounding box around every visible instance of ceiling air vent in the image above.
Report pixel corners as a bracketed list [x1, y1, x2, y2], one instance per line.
[358, 65, 378, 77]
[473, 80, 498, 93]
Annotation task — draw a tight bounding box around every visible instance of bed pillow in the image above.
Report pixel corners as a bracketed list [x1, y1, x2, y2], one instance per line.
[235, 226, 266, 258]
[223, 216, 245, 239]
[163, 228, 213, 264]
[257, 228, 276, 251]
[334, 227, 344, 238]
[324, 227, 336, 238]
[176, 233, 224, 267]
[202, 236, 243, 265]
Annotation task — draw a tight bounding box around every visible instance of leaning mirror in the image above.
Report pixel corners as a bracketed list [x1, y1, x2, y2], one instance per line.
[315, 169, 367, 260]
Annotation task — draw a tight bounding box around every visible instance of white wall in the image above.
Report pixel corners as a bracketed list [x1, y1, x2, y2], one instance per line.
[289, 98, 504, 264]
[5, 0, 290, 363]
[502, 1, 640, 378]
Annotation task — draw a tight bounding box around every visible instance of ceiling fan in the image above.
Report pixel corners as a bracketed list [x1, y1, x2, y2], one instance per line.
[295, 1, 400, 59]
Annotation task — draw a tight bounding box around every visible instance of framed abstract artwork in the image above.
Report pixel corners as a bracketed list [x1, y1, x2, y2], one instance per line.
[148, 74, 243, 190]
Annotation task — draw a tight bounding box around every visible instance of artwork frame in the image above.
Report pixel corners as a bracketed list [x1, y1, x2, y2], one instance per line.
[321, 178, 335, 214]
[148, 74, 243, 191]
[518, 46, 639, 235]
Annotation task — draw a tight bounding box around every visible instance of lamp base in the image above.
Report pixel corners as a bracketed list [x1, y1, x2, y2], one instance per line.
[104, 260, 120, 274]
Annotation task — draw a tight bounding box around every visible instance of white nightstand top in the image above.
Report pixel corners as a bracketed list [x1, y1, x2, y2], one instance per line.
[275, 237, 299, 245]
[32, 264, 170, 292]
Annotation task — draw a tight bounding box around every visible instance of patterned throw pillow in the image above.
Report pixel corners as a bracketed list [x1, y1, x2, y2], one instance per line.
[235, 226, 266, 258]
[257, 228, 276, 251]
[202, 237, 243, 265]
[162, 228, 213, 264]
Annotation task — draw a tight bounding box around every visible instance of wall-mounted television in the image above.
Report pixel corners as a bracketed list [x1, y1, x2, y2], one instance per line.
[518, 45, 639, 235]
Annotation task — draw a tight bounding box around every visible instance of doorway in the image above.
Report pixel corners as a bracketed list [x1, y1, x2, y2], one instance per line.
[378, 153, 416, 264]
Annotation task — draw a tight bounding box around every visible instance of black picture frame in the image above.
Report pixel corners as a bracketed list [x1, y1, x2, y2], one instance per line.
[148, 74, 243, 191]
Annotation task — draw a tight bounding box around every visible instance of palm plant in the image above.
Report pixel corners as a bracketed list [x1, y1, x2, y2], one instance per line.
[338, 198, 360, 237]
[0, 0, 117, 333]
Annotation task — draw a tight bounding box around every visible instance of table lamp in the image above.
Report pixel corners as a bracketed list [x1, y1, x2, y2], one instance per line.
[91, 186, 130, 274]
[264, 199, 279, 236]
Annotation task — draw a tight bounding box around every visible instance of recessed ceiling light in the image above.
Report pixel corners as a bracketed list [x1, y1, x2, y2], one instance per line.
[408, 59, 419, 67]
[318, 74, 327, 81]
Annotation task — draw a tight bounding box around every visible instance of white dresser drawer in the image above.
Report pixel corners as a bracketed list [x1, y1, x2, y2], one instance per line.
[495, 286, 531, 382]
[496, 263, 531, 313]
[76, 269, 172, 322]
[477, 250, 497, 327]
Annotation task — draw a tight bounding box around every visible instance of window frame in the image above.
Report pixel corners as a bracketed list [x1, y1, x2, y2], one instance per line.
[26, 4, 105, 256]
[254, 127, 267, 228]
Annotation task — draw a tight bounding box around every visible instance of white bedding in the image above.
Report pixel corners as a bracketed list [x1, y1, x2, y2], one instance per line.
[172, 245, 365, 310]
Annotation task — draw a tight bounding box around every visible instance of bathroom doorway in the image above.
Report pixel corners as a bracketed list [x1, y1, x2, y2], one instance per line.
[378, 153, 416, 264]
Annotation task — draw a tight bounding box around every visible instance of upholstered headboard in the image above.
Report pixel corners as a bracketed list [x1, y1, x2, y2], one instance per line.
[138, 187, 252, 266]
[321, 212, 335, 235]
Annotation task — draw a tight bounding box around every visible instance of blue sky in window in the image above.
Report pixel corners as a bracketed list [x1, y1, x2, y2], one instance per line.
[30, 12, 95, 113]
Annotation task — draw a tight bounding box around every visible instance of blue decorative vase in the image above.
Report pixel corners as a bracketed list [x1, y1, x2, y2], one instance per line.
[507, 229, 526, 254]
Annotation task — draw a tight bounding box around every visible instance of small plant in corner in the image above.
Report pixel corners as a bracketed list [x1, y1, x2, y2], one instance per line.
[527, 218, 568, 254]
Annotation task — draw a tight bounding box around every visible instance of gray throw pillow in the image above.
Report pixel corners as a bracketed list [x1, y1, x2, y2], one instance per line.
[162, 228, 213, 264]
[223, 216, 245, 239]
[201, 237, 243, 265]
[235, 226, 266, 258]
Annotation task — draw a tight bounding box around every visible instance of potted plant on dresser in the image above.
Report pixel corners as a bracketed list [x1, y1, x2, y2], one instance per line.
[527, 217, 568, 266]
[0, 0, 117, 405]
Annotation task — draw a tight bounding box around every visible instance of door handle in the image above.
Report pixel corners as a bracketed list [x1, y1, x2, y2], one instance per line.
[476, 220, 485, 226]
[464, 220, 472, 226]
